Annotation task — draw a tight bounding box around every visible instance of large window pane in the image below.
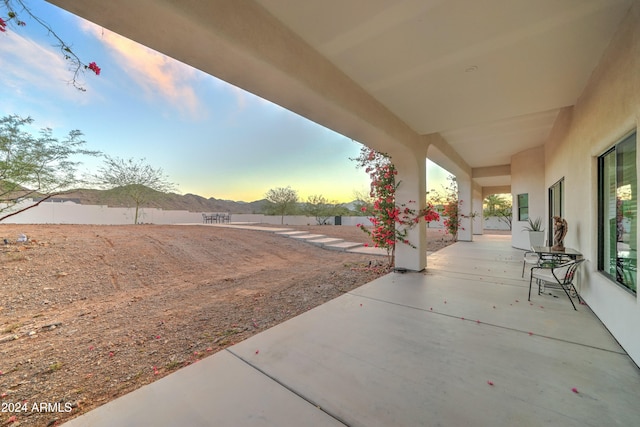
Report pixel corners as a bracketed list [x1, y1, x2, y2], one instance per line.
[599, 132, 637, 294]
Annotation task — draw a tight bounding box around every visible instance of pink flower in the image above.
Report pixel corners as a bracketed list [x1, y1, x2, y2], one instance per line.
[88, 61, 101, 75]
[571, 387, 579, 393]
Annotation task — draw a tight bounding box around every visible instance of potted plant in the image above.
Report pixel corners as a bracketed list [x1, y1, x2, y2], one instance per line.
[523, 217, 545, 248]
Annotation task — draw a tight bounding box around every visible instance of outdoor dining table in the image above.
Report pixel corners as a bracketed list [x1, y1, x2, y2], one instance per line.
[532, 246, 583, 261]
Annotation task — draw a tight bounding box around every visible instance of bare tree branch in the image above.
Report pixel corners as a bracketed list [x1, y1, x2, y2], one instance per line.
[0, 192, 54, 221]
[1, 0, 101, 91]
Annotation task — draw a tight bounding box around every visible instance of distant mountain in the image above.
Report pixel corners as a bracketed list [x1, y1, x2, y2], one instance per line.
[51, 187, 271, 214]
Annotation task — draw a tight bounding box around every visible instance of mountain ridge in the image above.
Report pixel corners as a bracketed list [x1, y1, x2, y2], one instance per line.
[51, 188, 270, 214]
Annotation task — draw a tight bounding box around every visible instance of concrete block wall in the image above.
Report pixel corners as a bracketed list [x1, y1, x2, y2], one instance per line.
[2, 201, 510, 231]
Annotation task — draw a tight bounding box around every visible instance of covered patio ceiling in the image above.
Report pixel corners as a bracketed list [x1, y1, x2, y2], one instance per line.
[48, 0, 633, 188]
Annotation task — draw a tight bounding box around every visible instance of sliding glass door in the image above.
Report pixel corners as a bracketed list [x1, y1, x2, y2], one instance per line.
[548, 178, 564, 246]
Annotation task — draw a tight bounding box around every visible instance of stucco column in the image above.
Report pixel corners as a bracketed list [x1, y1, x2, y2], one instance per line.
[393, 150, 428, 272]
[473, 183, 484, 235]
[457, 175, 473, 241]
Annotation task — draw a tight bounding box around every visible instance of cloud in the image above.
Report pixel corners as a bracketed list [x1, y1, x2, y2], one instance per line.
[0, 32, 89, 103]
[80, 22, 207, 119]
[207, 73, 276, 121]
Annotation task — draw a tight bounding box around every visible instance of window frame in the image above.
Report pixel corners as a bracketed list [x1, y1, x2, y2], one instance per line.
[597, 131, 637, 295]
[517, 193, 529, 221]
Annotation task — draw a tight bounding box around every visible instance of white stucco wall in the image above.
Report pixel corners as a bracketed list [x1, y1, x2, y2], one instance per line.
[0, 201, 376, 227]
[533, 4, 640, 363]
[2, 201, 204, 224]
[511, 146, 546, 250]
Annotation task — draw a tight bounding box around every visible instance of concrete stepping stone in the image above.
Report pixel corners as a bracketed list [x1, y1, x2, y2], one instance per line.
[347, 246, 388, 256]
[324, 241, 364, 251]
[289, 234, 326, 240]
[217, 225, 293, 233]
[276, 231, 310, 237]
[306, 237, 344, 247]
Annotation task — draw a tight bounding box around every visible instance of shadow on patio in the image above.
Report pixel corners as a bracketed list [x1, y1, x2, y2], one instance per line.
[64, 235, 640, 426]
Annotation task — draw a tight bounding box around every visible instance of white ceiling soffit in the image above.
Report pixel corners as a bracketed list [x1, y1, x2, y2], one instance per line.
[256, 0, 632, 172]
[439, 108, 562, 167]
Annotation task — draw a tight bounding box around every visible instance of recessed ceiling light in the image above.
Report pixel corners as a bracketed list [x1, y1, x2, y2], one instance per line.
[465, 65, 478, 72]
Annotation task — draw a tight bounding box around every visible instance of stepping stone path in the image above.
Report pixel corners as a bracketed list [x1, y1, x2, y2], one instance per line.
[195, 223, 387, 256]
[276, 230, 386, 255]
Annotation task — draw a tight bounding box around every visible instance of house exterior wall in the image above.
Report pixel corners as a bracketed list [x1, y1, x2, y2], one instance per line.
[511, 146, 546, 250]
[539, 4, 640, 363]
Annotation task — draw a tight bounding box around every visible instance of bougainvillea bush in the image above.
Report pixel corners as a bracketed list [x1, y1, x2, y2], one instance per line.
[352, 147, 439, 267]
[428, 175, 476, 241]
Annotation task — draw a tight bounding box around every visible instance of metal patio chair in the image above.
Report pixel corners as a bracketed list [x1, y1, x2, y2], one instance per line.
[522, 249, 541, 277]
[528, 259, 585, 310]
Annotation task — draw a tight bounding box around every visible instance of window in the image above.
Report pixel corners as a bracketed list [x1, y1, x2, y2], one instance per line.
[517, 194, 529, 221]
[598, 132, 637, 294]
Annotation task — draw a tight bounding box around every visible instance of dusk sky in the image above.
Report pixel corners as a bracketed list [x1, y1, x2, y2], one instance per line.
[0, 1, 451, 203]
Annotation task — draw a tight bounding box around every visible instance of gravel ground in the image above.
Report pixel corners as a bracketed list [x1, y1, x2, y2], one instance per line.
[0, 224, 454, 426]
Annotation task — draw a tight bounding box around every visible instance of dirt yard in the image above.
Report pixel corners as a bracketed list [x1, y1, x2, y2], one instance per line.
[0, 224, 453, 426]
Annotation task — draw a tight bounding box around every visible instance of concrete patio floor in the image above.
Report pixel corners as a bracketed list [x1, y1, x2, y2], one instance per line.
[63, 235, 640, 426]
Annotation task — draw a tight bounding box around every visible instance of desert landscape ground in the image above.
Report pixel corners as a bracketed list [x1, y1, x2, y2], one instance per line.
[0, 224, 454, 426]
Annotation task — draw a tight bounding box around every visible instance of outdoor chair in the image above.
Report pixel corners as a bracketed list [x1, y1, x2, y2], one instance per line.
[202, 213, 217, 224]
[528, 259, 585, 310]
[521, 250, 558, 278]
[522, 250, 541, 277]
[522, 246, 574, 278]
